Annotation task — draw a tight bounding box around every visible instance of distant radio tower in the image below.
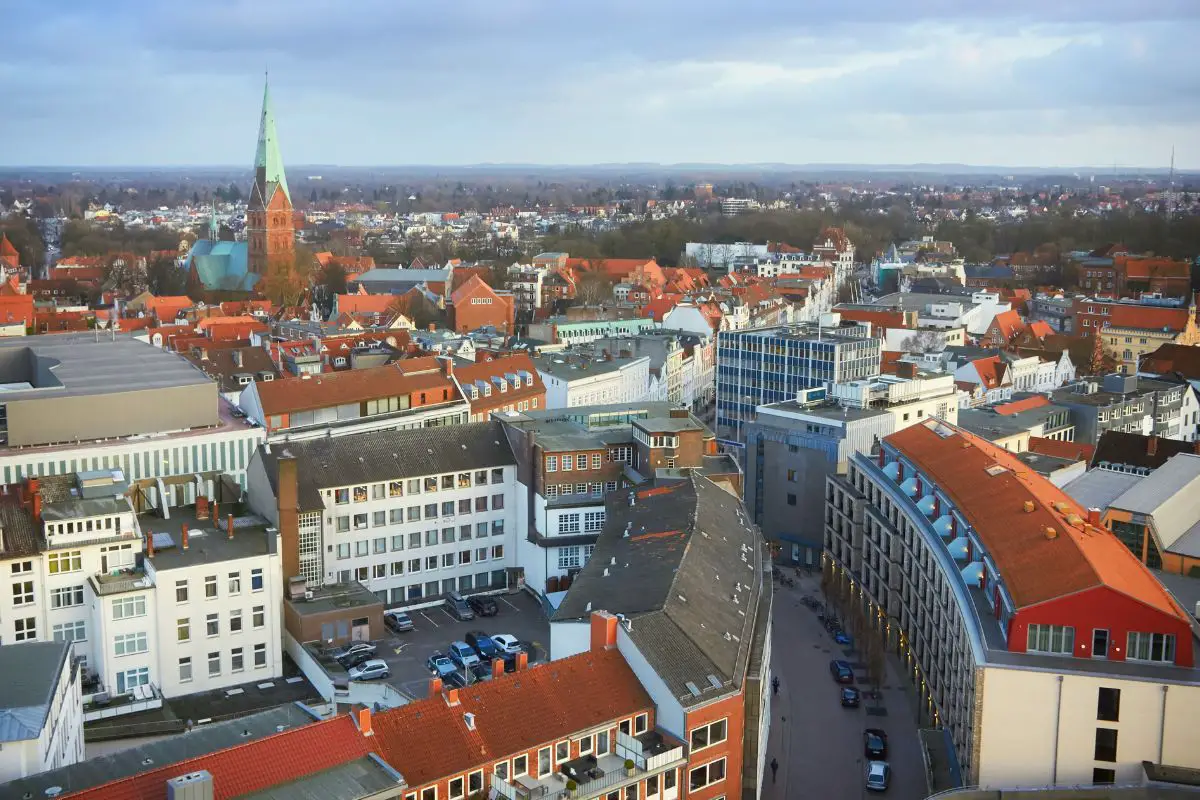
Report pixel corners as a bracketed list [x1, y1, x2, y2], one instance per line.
[1167, 145, 1176, 219]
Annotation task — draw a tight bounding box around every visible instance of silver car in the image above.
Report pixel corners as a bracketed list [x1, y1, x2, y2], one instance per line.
[347, 659, 390, 681]
[866, 760, 890, 792]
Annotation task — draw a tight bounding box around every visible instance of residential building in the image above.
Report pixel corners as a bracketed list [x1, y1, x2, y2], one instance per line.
[248, 421, 518, 603]
[1028, 294, 1074, 333]
[498, 404, 738, 600]
[0, 641, 84, 782]
[180, 344, 280, 400]
[826, 419, 1198, 787]
[956, 397, 1075, 453]
[811, 226, 856, 274]
[1051, 375, 1187, 445]
[534, 351, 652, 409]
[447, 354, 546, 421]
[715, 315, 881, 441]
[1071, 298, 1200, 365]
[448, 275, 515, 334]
[528, 316, 657, 347]
[1103, 320, 1200, 376]
[871, 291, 1012, 336]
[552, 476, 772, 800]
[239, 360, 469, 440]
[589, 329, 715, 411]
[1091, 431, 1200, 475]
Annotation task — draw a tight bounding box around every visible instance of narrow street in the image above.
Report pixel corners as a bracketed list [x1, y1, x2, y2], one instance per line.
[762, 569, 930, 800]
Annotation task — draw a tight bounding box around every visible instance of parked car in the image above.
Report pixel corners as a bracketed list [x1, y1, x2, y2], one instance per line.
[468, 595, 499, 616]
[332, 642, 377, 662]
[490, 634, 524, 655]
[468, 663, 491, 682]
[444, 670, 468, 689]
[445, 591, 475, 621]
[339, 651, 375, 669]
[384, 611, 414, 633]
[347, 659, 390, 681]
[448, 640, 481, 669]
[427, 652, 457, 679]
[840, 687, 861, 708]
[866, 760, 890, 792]
[465, 631, 503, 662]
[864, 729, 888, 759]
[834, 631, 853, 647]
[829, 659, 854, 684]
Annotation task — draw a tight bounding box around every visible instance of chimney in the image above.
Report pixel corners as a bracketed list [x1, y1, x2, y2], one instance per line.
[212, 501, 219, 523]
[233, 349, 244, 368]
[897, 360, 917, 379]
[590, 609, 619, 652]
[227, 514, 234, 540]
[182, 523, 190, 550]
[515, 651, 529, 671]
[277, 452, 300, 583]
[31, 484, 42, 524]
[196, 496, 209, 520]
[445, 688, 461, 707]
[146, 530, 154, 558]
[491, 658, 505, 678]
[1147, 437, 1158, 457]
[429, 677, 443, 697]
[356, 707, 373, 737]
[1087, 508, 1103, 527]
[439, 355, 454, 377]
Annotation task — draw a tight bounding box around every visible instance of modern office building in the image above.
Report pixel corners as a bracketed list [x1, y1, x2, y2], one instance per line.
[825, 419, 1198, 788]
[715, 315, 881, 441]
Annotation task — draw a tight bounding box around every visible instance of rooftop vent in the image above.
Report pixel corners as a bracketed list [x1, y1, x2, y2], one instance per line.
[1044, 527, 1058, 540]
[1022, 501, 1035, 513]
[464, 712, 476, 730]
[685, 681, 702, 697]
[984, 465, 1008, 477]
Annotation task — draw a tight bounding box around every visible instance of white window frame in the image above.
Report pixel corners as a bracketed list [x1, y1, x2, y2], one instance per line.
[690, 718, 729, 752]
[689, 757, 727, 792]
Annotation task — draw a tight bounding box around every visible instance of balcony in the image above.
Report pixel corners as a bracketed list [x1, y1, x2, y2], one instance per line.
[491, 731, 686, 800]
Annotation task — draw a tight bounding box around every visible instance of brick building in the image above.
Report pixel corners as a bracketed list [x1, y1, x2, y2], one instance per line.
[448, 275, 515, 333]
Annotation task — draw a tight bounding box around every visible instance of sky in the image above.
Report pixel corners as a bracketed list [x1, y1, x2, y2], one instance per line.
[3, 0, 1199, 168]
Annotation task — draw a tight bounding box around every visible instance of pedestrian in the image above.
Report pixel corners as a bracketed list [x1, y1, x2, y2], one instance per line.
[771, 676, 779, 696]
[770, 758, 779, 783]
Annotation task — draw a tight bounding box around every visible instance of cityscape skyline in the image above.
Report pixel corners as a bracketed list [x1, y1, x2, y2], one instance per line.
[3, 0, 1198, 168]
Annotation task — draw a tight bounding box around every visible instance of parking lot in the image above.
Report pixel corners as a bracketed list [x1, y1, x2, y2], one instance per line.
[326, 590, 551, 699]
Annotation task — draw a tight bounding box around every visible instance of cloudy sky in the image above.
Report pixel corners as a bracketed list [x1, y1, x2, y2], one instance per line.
[3, 0, 1198, 168]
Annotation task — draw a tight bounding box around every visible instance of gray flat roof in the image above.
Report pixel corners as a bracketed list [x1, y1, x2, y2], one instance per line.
[287, 582, 383, 617]
[759, 400, 888, 423]
[0, 333, 212, 401]
[533, 354, 646, 381]
[872, 291, 977, 312]
[239, 756, 403, 800]
[144, 511, 275, 570]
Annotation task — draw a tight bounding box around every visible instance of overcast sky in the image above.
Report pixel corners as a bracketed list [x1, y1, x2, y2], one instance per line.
[3, 0, 1198, 168]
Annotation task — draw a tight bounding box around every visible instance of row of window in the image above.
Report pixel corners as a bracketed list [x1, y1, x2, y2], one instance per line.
[46, 516, 122, 538]
[175, 570, 265, 603]
[557, 512, 606, 535]
[177, 606, 267, 641]
[1026, 624, 1176, 662]
[546, 453, 606, 472]
[545, 482, 618, 500]
[178, 643, 269, 682]
[334, 496, 505, 530]
[336, 546, 505, 569]
[332, 471, 506, 504]
[556, 544, 596, 570]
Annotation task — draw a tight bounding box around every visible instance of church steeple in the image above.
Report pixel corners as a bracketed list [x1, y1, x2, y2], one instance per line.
[208, 200, 219, 242]
[253, 76, 290, 206]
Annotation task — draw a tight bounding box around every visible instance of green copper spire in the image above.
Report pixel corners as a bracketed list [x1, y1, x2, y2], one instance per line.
[209, 199, 219, 241]
[253, 77, 290, 204]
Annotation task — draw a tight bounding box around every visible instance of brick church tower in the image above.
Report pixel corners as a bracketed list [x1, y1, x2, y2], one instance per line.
[246, 78, 294, 276]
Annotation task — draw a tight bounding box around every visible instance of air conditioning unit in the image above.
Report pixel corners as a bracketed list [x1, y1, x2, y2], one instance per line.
[304, 590, 314, 601]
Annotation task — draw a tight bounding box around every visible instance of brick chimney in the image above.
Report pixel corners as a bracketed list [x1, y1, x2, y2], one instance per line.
[429, 677, 443, 697]
[439, 355, 454, 377]
[196, 496, 210, 520]
[515, 651, 529, 671]
[30, 480, 42, 524]
[227, 513, 235, 540]
[145, 530, 154, 558]
[897, 360, 918, 379]
[277, 451, 300, 582]
[356, 707, 373, 737]
[212, 500, 219, 523]
[445, 688, 460, 707]
[491, 658, 505, 678]
[590, 610, 619, 652]
[182, 523, 189, 550]
[1147, 437, 1158, 457]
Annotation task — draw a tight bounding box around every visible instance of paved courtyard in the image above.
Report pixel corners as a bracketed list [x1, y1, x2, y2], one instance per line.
[763, 569, 930, 800]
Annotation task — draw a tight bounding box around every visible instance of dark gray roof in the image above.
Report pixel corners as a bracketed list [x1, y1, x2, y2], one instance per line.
[258, 421, 516, 511]
[0, 703, 324, 799]
[0, 640, 69, 742]
[0, 499, 40, 560]
[239, 756, 403, 800]
[553, 475, 766, 707]
[1092, 431, 1197, 471]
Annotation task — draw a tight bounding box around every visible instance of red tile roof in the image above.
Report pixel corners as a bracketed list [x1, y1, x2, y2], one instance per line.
[887, 420, 1190, 617]
[987, 309, 1023, 342]
[254, 363, 456, 417]
[970, 356, 1006, 389]
[993, 396, 1050, 416]
[1139, 342, 1200, 379]
[1027, 437, 1094, 463]
[371, 649, 652, 789]
[66, 715, 374, 800]
[336, 294, 397, 315]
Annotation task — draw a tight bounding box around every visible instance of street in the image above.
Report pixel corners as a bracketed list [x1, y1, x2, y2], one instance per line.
[763, 569, 929, 800]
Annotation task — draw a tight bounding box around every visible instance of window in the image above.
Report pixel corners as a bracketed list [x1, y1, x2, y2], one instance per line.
[584, 511, 605, 532]
[625, 786, 638, 800]
[407, 506, 421, 523]
[208, 651, 221, 676]
[53, 620, 86, 644]
[634, 713, 648, 734]
[179, 656, 193, 683]
[353, 513, 369, 530]
[336, 516, 351, 533]
[547, 455, 558, 472]
[513, 754, 528, 777]
[468, 771, 483, 794]
[409, 559, 422, 573]
[337, 543, 351, 559]
[442, 553, 455, 569]
[492, 468, 504, 484]
[1097, 688, 1120, 722]
[51, 585, 84, 609]
[356, 541, 369, 557]
[113, 632, 148, 656]
[1026, 624, 1074, 655]
[228, 571, 242, 594]
[230, 609, 243, 633]
[176, 580, 189, 603]
[1094, 728, 1118, 762]
[335, 488, 350, 504]
[177, 618, 191, 642]
[562, 455, 573, 472]
[10, 561, 31, 575]
[556, 740, 570, 763]
[254, 642, 267, 667]
[492, 519, 505, 536]
[1093, 768, 1116, 785]
[421, 788, 437, 800]
[14, 617, 36, 641]
[207, 613, 219, 637]
[112, 596, 147, 619]
[578, 734, 593, 755]
[231, 647, 245, 672]
[691, 718, 728, 751]
[251, 568, 264, 591]
[373, 510, 387, 528]
[491, 494, 504, 510]
[1127, 631, 1175, 663]
[427, 556, 439, 571]
[389, 480, 404, 497]
[495, 761, 509, 780]
[690, 758, 726, 791]
[48, 551, 82, 574]
[448, 777, 465, 800]
[117, 667, 149, 694]
[492, 544, 504, 560]
[205, 575, 218, 598]
[559, 513, 581, 534]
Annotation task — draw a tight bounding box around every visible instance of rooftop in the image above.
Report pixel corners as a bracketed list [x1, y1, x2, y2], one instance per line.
[1092, 431, 1199, 472]
[0, 640, 69, 742]
[252, 362, 456, 417]
[142, 510, 275, 570]
[757, 399, 889, 424]
[532, 352, 648, 382]
[286, 581, 383, 618]
[1062, 468, 1146, 511]
[553, 475, 767, 707]
[1108, 454, 1200, 558]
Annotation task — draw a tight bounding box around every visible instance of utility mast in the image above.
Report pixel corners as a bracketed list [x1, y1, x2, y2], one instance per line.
[1167, 146, 1176, 219]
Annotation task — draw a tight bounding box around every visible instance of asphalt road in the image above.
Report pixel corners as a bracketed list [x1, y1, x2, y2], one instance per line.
[763, 570, 930, 800]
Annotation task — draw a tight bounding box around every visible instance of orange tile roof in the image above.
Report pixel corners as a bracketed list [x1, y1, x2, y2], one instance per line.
[336, 294, 397, 315]
[371, 649, 652, 789]
[1025, 320, 1054, 340]
[450, 274, 500, 306]
[1027, 437, 1095, 463]
[988, 309, 1023, 341]
[145, 295, 194, 322]
[1106, 304, 1190, 332]
[887, 420, 1189, 618]
[993, 395, 1050, 415]
[970, 356, 1006, 388]
[254, 363, 457, 417]
[66, 715, 374, 800]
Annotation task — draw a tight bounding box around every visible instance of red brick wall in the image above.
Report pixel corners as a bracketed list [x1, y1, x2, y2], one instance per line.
[683, 692, 746, 800]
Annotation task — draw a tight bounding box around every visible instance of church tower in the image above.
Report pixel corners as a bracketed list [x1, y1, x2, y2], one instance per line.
[247, 78, 294, 276]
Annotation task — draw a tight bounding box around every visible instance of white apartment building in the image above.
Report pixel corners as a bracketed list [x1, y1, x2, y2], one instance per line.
[0, 640, 84, 783]
[535, 355, 651, 410]
[246, 422, 520, 606]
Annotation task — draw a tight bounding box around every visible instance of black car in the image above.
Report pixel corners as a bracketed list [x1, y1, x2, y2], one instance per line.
[339, 651, 375, 669]
[829, 659, 854, 684]
[444, 670, 469, 688]
[841, 687, 861, 708]
[864, 729, 888, 759]
[468, 663, 491, 682]
[468, 595, 499, 616]
[465, 631, 503, 662]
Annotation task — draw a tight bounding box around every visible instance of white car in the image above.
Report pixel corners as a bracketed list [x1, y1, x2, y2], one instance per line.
[490, 634, 524, 655]
[866, 761, 890, 792]
[347, 659, 390, 681]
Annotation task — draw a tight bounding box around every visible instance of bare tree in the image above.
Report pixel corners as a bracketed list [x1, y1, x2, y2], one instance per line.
[899, 329, 947, 354]
[575, 264, 616, 305]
